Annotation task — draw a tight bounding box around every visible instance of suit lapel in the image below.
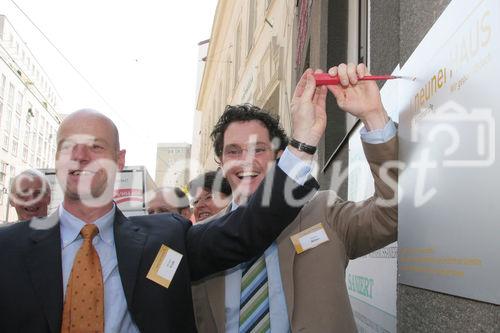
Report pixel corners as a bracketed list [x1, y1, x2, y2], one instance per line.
[25, 212, 63, 333]
[277, 216, 301, 323]
[205, 274, 226, 332]
[113, 209, 147, 308]
[201, 205, 235, 331]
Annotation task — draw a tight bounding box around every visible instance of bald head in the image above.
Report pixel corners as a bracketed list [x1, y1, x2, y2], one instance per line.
[55, 109, 126, 208]
[147, 187, 192, 219]
[57, 109, 120, 151]
[10, 169, 51, 221]
[10, 169, 50, 194]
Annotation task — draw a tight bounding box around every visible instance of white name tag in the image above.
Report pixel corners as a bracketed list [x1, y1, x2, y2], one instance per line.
[290, 223, 330, 254]
[146, 245, 183, 288]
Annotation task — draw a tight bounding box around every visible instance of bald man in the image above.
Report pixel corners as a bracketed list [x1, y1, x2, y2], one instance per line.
[9, 169, 51, 221]
[147, 187, 192, 219]
[0, 107, 320, 332]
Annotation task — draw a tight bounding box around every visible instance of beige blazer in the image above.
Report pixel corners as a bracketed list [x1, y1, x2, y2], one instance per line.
[192, 137, 398, 332]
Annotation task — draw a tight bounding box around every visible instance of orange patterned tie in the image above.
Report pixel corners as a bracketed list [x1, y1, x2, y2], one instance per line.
[61, 224, 104, 333]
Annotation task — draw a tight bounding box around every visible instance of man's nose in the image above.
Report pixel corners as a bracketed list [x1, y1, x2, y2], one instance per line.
[239, 148, 257, 161]
[71, 144, 91, 161]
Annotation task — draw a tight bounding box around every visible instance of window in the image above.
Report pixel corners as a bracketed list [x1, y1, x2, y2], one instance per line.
[0, 74, 6, 98]
[24, 123, 30, 144]
[26, 103, 33, 123]
[9, 166, 15, 180]
[0, 161, 6, 183]
[11, 139, 18, 156]
[235, 22, 242, 81]
[22, 145, 28, 162]
[31, 131, 36, 149]
[37, 135, 42, 155]
[16, 92, 23, 114]
[13, 114, 20, 138]
[2, 133, 8, 151]
[0, 101, 3, 127]
[7, 84, 14, 107]
[247, 0, 257, 54]
[34, 109, 39, 128]
[5, 108, 11, 133]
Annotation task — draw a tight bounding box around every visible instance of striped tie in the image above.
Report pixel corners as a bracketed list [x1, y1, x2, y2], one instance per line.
[239, 255, 270, 333]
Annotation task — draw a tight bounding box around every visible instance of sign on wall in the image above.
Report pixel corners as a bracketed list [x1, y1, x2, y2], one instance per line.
[398, 0, 500, 304]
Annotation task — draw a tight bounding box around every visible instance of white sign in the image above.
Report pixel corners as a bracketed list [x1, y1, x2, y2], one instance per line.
[113, 169, 145, 211]
[398, 0, 500, 304]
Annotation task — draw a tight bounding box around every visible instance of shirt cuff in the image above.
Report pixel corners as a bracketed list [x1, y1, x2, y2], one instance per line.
[360, 119, 397, 144]
[277, 147, 312, 185]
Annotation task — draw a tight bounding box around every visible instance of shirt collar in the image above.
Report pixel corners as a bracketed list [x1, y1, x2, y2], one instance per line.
[230, 200, 239, 212]
[59, 203, 116, 248]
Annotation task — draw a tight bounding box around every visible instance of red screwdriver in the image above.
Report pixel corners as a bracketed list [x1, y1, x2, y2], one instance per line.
[313, 73, 413, 86]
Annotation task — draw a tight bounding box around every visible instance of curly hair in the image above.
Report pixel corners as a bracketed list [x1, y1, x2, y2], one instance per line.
[210, 104, 289, 160]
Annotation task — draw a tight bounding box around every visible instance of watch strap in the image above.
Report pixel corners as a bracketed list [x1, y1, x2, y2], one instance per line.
[289, 138, 317, 155]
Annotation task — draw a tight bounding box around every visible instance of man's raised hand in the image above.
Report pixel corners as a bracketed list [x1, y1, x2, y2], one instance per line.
[290, 69, 328, 153]
[327, 63, 389, 131]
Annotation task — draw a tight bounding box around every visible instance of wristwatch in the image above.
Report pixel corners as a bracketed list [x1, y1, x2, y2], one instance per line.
[289, 138, 317, 155]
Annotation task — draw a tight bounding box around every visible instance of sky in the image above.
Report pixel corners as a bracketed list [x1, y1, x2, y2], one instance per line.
[0, 0, 219, 176]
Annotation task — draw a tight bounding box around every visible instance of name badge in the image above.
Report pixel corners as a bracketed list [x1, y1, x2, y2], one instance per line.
[146, 245, 183, 288]
[290, 223, 329, 254]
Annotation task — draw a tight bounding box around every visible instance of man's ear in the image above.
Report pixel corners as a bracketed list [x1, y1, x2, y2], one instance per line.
[42, 192, 51, 205]
[117, 149, 126, 170]
[216, 158, 227, 177]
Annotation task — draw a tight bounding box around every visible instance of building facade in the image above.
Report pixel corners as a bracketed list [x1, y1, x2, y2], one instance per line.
[155, 143, 191, 188]
[0, 15, 61, 222]
[190, 39, 210, 180]
[195, 0, 296, 172]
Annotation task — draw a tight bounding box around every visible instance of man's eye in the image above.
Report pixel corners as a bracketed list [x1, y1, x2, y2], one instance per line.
[91, 144, 104, 151]
[225, 148, 240, 156]
[60, 142, 74, 151]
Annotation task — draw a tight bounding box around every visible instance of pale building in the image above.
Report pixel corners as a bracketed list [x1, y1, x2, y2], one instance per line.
[0, 15, 61, 222]
[155, 143, 191, 188]
[190, 39, 210, 180]
[195, 0, 295, 171]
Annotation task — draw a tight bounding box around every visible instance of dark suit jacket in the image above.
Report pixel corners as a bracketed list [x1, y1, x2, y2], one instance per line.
[0, 165, 318, 333]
